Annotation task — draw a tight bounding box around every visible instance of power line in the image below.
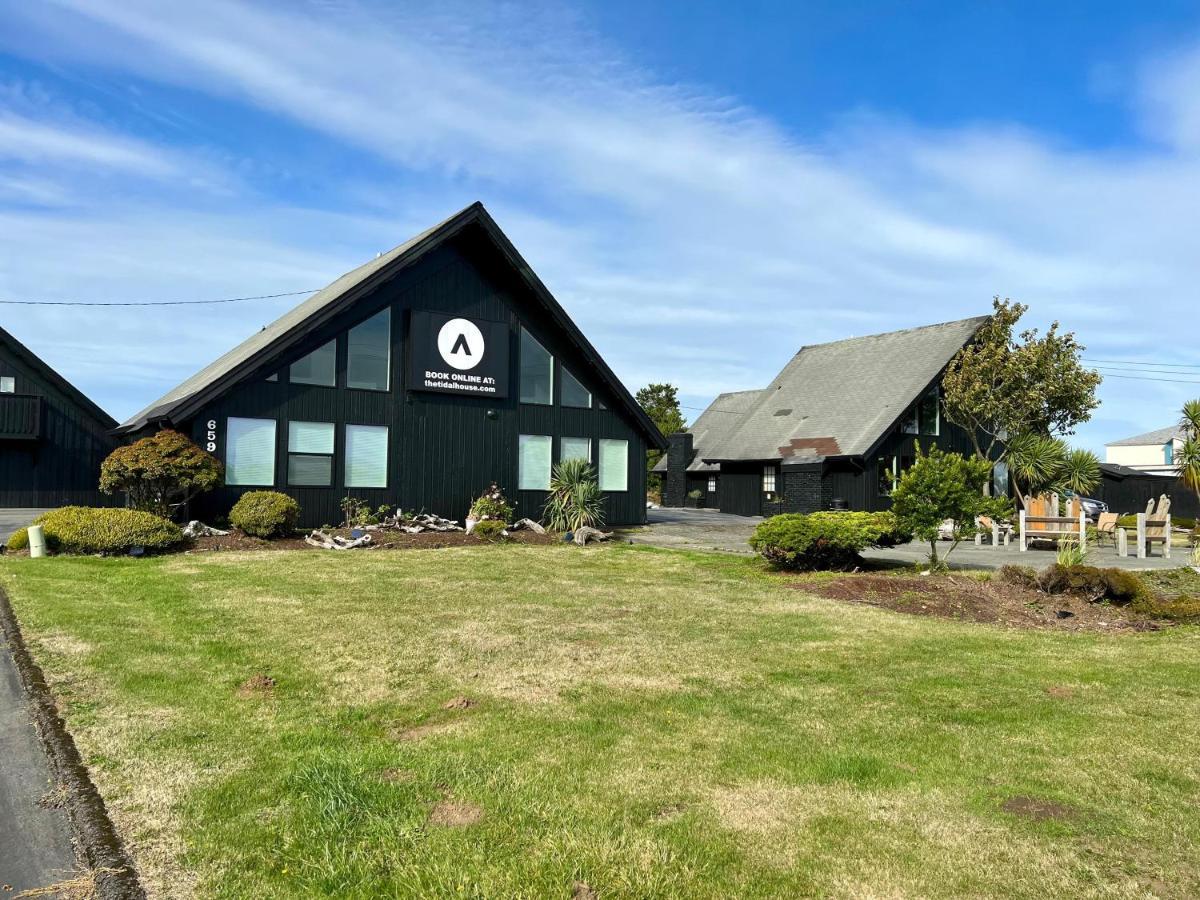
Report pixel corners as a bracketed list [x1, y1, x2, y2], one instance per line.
[0, 289, 320, 307]
[1091, 369, 1200, 385]
[1083, 357, 1200, 371]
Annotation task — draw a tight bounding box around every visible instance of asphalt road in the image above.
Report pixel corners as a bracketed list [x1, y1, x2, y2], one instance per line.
[0, 510, 51, 544]
[0, 643, 78, 893]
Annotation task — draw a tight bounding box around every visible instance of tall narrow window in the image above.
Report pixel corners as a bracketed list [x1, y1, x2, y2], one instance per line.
[519, 434, 552, 490]
[0, 376, 13, 393]
[708, 475, 717, 493]
[347, 308, 390, 391]
[226, 417, 276, 486]
[763, 465, 777, 494]
[560, 436, 591, 462]
[560, 367, 592, 408]
[878, 456, 897, 496]
[519, 327, 553, 405]
[345, 425, 389, 488]
[287, 421, 334, 486]
[1165, 442, 1174, 466]
[598, 439, 628, 491]
[918, 389, 940, 436]
[993, 460, 1010, 498]
[290, 338, 337, 387]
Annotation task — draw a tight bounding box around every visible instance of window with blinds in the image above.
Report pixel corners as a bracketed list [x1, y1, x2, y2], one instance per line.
[560, 436, 591, 462]
[0, 376, 13, 393]
[290, 338, 337, 387]
[347, 308, 390, 391]
[287, 421, 334, 486]
[518, 434, 552, 490]
[226, 417, 276, 486]
[598, 439, 628, 491]
[345, 425, 388, 488]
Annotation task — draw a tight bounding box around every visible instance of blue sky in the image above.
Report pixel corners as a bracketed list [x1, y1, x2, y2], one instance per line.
[2, 1, 1199, 451]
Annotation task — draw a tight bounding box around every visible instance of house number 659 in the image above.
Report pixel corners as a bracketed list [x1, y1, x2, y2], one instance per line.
[206, 420, 217, 453]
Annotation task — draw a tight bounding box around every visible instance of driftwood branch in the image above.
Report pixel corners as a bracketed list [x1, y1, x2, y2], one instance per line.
[305, 529, 373, 550]
[573, 527, 612, 545]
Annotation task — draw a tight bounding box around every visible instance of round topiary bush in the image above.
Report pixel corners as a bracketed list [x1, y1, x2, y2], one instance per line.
[6, 507, 182, 555]
[229, 491, 300, 538]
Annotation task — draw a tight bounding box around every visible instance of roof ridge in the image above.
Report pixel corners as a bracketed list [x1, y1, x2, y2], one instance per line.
[788, 314, 991, 354]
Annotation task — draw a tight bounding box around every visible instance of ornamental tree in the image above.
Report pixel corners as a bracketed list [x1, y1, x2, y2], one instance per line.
[889, 444, 1011, 569]
[1003, 434, 1101, 508]
[942, 297, 1102, 466]
[99, 429, 223, 518]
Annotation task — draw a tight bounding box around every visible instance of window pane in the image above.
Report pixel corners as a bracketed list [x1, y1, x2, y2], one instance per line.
[290, 339, 337, 386]
[0, 376, 13, 393]
[919, 389, 940, 435]
[226, 417, 276, 486]
[878, 456, 895, 496]
[288, 420, 334, 454]
[902, 407, 919, 435]
[560, 367, 591, 408]
[519, 434, 552, 490]
[347, 308, 390, 391]
[993, 460, 1010, 498]
[598, 439, 628, 491]
[763, 465, 776, 493]
[708, 476, 717, 492]
[345, 425, 388, 488]
[560, 436, 591, 462]
[289, 454, 332, 486]
[519, 328, 553, 405]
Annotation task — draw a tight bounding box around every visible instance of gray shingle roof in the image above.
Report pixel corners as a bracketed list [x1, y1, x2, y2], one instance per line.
[116, 202, 667, 449]
[685, 316, 988, 464]
[651, 389, 765, 473]
[1105, 425, 1185, 447]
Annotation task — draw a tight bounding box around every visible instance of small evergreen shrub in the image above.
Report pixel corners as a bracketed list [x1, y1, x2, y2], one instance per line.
[6, 507, 182, 555]
[230, 491, 300, 538]
[469, 483, 512, 523]
[472, 519, 508, 541]
[750, 511, 911, 571]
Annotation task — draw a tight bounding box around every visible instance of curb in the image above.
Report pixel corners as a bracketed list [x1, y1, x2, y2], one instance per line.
[0, 586, 145, 900]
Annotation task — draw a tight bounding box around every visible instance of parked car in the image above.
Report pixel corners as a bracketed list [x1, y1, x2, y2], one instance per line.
[1063, 491, 1109, 523]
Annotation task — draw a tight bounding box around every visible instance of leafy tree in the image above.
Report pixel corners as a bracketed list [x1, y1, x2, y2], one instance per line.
[636, 383, 687, 489]
[942, 297, 1102, 465]
[99, 429, 223, 518]
[890, 444, 1011, 568]
[1178, 399, 1200, 501]
[1004, 434, 1100, 506]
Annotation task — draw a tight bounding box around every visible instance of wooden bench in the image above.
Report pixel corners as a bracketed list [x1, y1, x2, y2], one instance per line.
[1117, 495, 1172, 559]
[1018, 509, 1087, 552]
[974, 516, 1012, 548]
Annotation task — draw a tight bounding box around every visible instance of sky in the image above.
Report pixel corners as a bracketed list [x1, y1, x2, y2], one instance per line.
[1, 0, 1199, 452]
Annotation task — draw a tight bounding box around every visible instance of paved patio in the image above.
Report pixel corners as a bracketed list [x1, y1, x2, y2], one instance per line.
[633, 507, 1188, 571]
[0, 510, 51, 545]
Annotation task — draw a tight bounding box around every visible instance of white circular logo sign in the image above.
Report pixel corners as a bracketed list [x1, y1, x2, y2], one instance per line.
[437, 317, 485, 371]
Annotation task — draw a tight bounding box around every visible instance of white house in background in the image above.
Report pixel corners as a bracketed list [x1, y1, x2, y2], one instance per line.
[1105, 425, 1186, 476]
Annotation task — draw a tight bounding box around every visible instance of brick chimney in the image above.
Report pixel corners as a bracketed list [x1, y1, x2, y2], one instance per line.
[663, 431, 694, 507]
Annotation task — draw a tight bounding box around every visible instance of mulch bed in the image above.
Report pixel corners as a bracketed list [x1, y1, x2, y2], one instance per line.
[188, 528, 560, 553]
[801, 573, 1166, 633]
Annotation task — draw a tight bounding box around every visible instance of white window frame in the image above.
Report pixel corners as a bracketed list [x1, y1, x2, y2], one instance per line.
[287, 420, 335, 487]
[708, 475, 717, 493]
[0, 376, 14, 394]
[559, 436, 592, 463]
[598, 439, 628, 492]
[519, 434, 553, 490]
[226, 417, 277, 486]
[344, 424, 389, 488]
[762, 465, 777, 494]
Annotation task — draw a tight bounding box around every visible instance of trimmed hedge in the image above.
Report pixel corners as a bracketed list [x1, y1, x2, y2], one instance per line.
[750, 511, 912, 571]
[230, 491, 300, 539]
[5, 507, 182, 555]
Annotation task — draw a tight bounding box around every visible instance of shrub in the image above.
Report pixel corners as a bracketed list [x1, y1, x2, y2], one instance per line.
[750, 511, 911, 571]
[230, 491, 300, 538]
[1055, 539, 1089, 567]
[997, 564, 1039, 590]
[1037, 564, 1147, 603]
[472, 519, 508, 542]
[100, 429, 222, 518]
[6, 507, 182, 555]
[341, 497, 392, 528]
[543, 458, 604, 532]
[469, 483, 512, 523]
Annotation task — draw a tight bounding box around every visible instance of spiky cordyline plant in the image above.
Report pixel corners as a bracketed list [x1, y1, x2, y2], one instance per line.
[542, 458, 605, 532]
[1178, 399, 1200, 502]
[1005, 433, 1099, 508]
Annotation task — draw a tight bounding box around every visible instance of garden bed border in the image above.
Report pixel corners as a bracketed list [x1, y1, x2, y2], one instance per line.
[0, 585, 145, 899]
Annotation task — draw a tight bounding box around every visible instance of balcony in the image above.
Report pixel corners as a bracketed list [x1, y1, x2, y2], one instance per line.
[0, 393, 43, 441]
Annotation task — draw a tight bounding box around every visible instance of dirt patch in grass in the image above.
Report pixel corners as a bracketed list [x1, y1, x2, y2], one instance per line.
[572, 881, 599, 900]
[442, 695, 478, 710]
[236, 674, 276, 697]
[802, 574, 1165, 632]
[1001, 796, 1079, 822]
[428, 798, 484, 827]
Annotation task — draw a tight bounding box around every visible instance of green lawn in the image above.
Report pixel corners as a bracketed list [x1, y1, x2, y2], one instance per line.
[2, 545, 1199, 898]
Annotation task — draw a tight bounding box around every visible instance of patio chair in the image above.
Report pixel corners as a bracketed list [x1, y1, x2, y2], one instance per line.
[1094, 512, 1119, 546]
[1117, 495, 1172, 559]
[974, 515, 1012, 548]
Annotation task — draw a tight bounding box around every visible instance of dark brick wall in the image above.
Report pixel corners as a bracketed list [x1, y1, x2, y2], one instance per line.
[663, 432, 694, 507]
[781, 463, 829, 514]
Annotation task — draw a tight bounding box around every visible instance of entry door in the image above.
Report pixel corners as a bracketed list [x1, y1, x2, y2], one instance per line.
[719, 469, 763, 517]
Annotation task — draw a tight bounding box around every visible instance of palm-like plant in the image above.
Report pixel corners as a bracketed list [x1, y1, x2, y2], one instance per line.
[1005, 432, 1100, 507]
[1178, 399, 1200, 501]
[542, 458, 605, 532]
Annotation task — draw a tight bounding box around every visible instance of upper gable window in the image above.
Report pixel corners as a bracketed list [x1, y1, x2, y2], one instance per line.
[561, 366, 592, 408]
[347, 308, 390, 391]
[290, 338, 337, 387]
[520, 327, 553, 405]
[903, 388, 940, 436]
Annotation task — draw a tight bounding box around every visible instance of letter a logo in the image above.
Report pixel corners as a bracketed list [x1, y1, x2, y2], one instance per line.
[437, 318, 485, 371]
[451, 333, 472, 357]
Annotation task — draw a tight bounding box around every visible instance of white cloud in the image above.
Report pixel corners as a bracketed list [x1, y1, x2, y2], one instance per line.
[0, 1, 1198, 448]
[0, 112, 177, 176]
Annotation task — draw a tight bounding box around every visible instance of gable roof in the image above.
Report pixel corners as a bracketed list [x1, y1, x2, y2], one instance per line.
[0, 325, 117, 429]
[1106, 425, 1185, 447]
[651, 389, 765, 473]
[686, 316, 989, 464]
[117, 202, 666, 450]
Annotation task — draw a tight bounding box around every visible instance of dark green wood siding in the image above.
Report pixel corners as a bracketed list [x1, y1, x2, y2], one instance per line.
[178, 231, 650, 528]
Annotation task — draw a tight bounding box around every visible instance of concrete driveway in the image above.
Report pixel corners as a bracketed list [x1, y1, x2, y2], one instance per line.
[0, 510, 51, 545]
